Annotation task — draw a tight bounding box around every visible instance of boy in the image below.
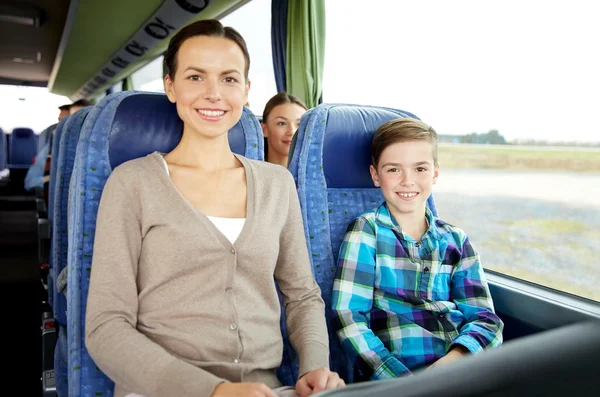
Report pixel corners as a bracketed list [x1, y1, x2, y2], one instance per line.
[331, 118, 503, 380]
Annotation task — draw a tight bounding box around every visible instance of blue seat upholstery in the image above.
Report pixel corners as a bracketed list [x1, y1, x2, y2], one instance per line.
[47, 116, 70, 309]
[8, 127, 37, 168]
[286, 103, 438, 384]
[37, 125, 53, 151]
[51, 107, 92, 397]
[66, 91, 264, 397]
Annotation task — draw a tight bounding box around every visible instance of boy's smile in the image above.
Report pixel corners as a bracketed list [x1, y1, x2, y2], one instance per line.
[370, 140, 439, 226]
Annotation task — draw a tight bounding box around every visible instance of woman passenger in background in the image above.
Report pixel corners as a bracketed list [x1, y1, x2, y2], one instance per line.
[262, 92, 307, 167]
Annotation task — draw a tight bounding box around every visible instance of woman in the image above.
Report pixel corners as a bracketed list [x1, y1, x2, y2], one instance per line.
[85, 20, 343, 397]
[262, 93, 307, 167]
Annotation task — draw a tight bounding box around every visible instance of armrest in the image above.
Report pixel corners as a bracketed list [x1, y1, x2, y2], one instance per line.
[35, 186, 45, 199]
[41, 312, 57, 396]
[36, 198, 47, 217]
[38, 218, 50, 266]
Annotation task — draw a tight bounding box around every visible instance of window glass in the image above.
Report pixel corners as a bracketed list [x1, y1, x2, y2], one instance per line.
[221, 0, 276, 116]
[0, 85, 69, 133]
[324, 0, 600, 301]
[131, 56, 165, 92]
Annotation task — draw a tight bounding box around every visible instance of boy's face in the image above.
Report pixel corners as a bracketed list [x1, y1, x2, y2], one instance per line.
[370, 140, 439, 219]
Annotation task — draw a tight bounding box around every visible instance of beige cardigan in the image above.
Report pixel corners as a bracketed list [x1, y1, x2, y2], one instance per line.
[85, 153, 329, 397]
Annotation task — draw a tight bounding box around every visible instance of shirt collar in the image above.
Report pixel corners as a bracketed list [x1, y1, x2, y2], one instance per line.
[374, 202, 440, 241]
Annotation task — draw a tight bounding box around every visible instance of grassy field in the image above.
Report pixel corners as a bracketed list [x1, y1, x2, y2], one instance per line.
[439, 143, 600, 172]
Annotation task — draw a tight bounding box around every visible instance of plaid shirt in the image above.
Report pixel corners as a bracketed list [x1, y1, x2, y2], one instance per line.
[331, 203, 503, 379]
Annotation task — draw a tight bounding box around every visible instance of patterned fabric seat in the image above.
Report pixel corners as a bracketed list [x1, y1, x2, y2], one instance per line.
[47, 116, 70, 309]
[66, 91, 263, 397]
[286, 103, 438, 384]
[50, 107, 92, 397]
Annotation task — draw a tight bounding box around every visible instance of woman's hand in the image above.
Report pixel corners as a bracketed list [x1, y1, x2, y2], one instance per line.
[211, 382, 278, 397]
[295, 368, 346, 397]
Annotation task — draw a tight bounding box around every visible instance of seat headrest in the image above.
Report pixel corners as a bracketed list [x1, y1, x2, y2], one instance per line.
[316, 104, 420, 188]
[107, 93, 257, 169]
[12, 128, 34, 138]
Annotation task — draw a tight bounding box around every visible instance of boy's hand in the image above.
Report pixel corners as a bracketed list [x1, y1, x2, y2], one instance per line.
[295, 368, 345, 397]
[428, 345, 469, 369]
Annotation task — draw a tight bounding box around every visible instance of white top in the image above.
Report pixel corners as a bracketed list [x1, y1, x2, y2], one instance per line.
[159, 155, 245, 244]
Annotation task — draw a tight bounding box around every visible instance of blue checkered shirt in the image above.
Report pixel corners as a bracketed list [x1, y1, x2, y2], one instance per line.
[331, 202, 503, 379]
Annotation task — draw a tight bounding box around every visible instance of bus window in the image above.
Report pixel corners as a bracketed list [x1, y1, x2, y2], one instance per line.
[131, 56, 165, 93]
[220, 0, 276, 116]
[323, 0, 600, 302]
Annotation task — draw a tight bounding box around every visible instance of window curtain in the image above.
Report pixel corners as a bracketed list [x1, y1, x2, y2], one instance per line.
[285, 0, 326, 108]
[271, 0, 288, 93]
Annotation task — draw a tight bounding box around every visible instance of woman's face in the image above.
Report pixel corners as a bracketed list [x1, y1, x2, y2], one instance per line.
[262, 103, 306, 157]
[164, 35, 250, 140]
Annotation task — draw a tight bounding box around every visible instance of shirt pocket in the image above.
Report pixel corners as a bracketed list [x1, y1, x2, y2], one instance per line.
[431, 262, 454, 302]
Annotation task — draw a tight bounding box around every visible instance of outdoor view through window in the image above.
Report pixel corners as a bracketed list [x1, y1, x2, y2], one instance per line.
[324, 0, 600, 301]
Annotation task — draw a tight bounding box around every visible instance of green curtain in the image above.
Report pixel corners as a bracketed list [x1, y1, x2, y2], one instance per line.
[285, 0, 326, 108]
[122, 75, 133, 91]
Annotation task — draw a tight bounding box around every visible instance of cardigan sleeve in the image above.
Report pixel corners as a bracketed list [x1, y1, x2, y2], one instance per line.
[274, 171, 330, 377]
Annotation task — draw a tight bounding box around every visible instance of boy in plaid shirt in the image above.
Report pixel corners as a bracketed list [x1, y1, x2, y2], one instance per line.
[331, 118, 503, 380]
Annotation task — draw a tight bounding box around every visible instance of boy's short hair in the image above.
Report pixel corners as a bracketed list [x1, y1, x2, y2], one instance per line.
[372, 117, 439, 167]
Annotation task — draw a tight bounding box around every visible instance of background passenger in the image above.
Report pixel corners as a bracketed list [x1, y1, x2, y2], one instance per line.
[332, 118, 503, 380]
[68, 98, 94, 115]
[261, 92, 307, 167]
[85, 20, 344, 397]
[58, 104, 70, 121]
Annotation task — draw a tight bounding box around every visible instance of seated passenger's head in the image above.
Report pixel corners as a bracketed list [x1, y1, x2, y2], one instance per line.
[163, 19, 250, 140]
[58, 104, 70, 121]
[370, 118, 440, 216]
[69, 99, 94, 115]
[261, 92, 307, 167]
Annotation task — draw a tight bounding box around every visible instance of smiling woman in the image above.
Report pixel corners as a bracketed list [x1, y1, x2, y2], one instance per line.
[83, 18, 343, 397]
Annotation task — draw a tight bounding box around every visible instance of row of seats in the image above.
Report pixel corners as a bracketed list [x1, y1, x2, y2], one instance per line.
[1, 127, 38, 168]
[45, 90, 435, 397]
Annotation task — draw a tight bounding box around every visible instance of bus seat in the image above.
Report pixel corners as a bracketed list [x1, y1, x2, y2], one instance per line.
[286, 103, 438, 384]
[66, 91, 263, 397]
[0, 127, 6, 170]
[8, 127, 37, 168]
[38, 126, 52, 151]
[50, 107, 92, 397]
[46, 116, 70, 309]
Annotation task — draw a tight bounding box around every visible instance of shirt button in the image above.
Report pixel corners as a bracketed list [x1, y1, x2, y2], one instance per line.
[415, 242, 421, 247]
[233, 359, 239, 364]
[230, 248, 236, 254]
[438, 313, 445, 319]
[424, 267, 430, 273]
[229, 323, 238, 331]
[225, 287, 233, 294]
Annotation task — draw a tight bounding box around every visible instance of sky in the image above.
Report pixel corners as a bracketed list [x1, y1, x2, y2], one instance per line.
[1, 0, 598, 144]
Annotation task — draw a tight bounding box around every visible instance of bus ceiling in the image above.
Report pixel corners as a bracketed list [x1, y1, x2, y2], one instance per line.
[0, 0, 70, 87]
[0, 0, 249, 99]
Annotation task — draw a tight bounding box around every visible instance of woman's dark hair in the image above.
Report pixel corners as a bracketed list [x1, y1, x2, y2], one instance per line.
[163, 19, 250, 80]
[262, 92, 307, 123]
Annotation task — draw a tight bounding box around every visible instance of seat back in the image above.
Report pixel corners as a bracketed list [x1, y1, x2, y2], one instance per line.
[52, 108, 91, 325]
[46, 117, 70, 309]
[37, 124, 54, 151]
[66, 91, 263, 397]
[8, 127, 37, 167]
[51, 107, 92, 397]
[0, 128, 6, 170]
[287, 103, 438, 383]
